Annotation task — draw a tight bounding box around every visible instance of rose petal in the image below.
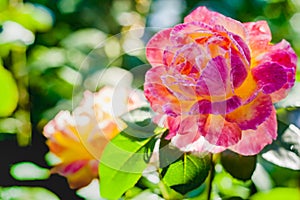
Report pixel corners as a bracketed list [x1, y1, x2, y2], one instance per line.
[144, 66, 179, 113]
[252, 62, 288, 94]
[261, 40, 297, 102]
[146, 28, 172, 66]
[184, 6, 247, 40]
[226, 93, 272, 130]
[181, 136, 226, 153]
[170, 115, 207, 148]
[196, 56, 231, 96]
[161, 74, 197, 101]
[52, 161, 97, 189]
[58, 160, 88, 175]
[190, 95, 241, 115]
[170, 22, 213, 45]
[243, 21, 272, 57]
[165, 116, 180, 139]
[203, 115, 242, 147]
[168, 43, 204, 73]
[229, 33, 251, 64]
[234, 73, 258, 101]
[230, 107, 277, 155]
[230, 47, 248, 88]
[269, 40, 297, 69]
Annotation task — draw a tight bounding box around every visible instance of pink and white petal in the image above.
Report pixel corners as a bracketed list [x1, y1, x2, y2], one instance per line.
[196, 56, 231, 96]
[203, 115, 242, 147]
[144, 66, 179, 113]
[146, 28, 172, 66]
[252, 62, 288, 94]
[162, 103, 182, 117]
[169, 43, 205, 72]
[269, 40, 297, 69]
[161, 74, 197, 101]
[184, 6, 247, 40]
[190, 95, 241, 115]
[226, 93, 272, 130]
[43, 111, 77, 141]
[228, 33, 251, 64]
[170, 115, 207, 148]
[256, 40, 297, 102]
[165, 116, 181, 139]
[230, 47, 249, 88]
[230, 107, 277, 156]
[170, 21, 213, 45]
[53, 160, 88, 176]
[243, 21, 272, 57]
[183, 136, 226, 154]
[270, 84, 292, 103]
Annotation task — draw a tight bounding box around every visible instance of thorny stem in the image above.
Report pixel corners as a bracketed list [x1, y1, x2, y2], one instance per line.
[207, 153, 215, 200]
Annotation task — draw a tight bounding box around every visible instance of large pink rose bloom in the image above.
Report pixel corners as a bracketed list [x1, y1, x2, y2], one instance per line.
[144, 7, 297, 155]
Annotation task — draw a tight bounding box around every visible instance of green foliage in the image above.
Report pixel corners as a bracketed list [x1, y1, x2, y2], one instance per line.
[0, 65, 18, 117]
[221, 150, 257, 181]
[10, 162, 50, 181]
[0, 186, 59, 200]
[162, 153, 211, 195]
[213, 166, 252, 199]
[0, 0, 300, 199]
[121, 107, 157, 139]
[250, 187, 300, 200]
[262, 124, 300, 170]
[159, 132, 183, 168]
[99, 132, 156, 199]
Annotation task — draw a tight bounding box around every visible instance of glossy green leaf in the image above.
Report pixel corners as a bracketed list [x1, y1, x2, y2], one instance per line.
[0, 65, 19, 117]
[214, 168, 251, 199]
[262, 124, 300, 170]
[99, 132, 155, 199]
[221, 150, 257, 181]
[0, 3, 53, 33]
[162, 153, 210, 195]
[159, 131, 182, 168]
[121, 107, 157, 139]
[250, 187, 300, 200]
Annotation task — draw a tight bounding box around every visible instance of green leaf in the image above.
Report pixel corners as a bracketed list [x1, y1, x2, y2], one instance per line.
[262, 124, 300, 170]
[250, 187, 300, 200]
[99, 132, 155, 199]
[159, 131, 183, 168]
[0, 65, 19, 117]
[221, 150, 257, 181]
[214, 168, 251, 199]
[121, 107, 157, 139]
[162, 153, 210, 195]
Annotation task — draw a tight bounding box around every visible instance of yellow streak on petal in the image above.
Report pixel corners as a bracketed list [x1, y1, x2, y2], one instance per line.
[65, 165, 96, 189]
[234, 73, 257, 100]
[189, 32, 213, 40]
[52, 133, 93, 163]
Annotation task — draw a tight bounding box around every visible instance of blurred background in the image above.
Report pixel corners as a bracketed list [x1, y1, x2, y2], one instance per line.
[0, 0, 299, 199]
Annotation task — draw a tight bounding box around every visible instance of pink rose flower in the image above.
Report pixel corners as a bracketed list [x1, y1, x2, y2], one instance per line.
[144, 7, 297, 155]
[43, 86, 144, 188]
